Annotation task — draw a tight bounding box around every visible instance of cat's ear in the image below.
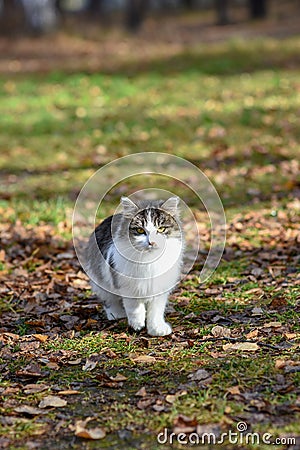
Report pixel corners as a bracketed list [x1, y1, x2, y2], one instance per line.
[120, 196, 139, 217]
[161, 196, 180, 215]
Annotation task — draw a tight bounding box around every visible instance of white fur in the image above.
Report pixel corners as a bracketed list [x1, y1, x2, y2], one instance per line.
[88, 206, 184, 336]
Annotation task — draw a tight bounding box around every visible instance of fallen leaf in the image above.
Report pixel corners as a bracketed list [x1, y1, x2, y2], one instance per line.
[209, 351, 227, 358]
[58, 390, 80, 395]
[251, 307, 264, 316]
[152, 404, 165, 412]
[245, 329, 259, 339]
[275, 359, 287, 369]
[268, 297, 288, 310]
[137, 398, 154, 409]
[32, 334, 48, 343]
[14, 405, 46, 416]
[226, 386, 241, 395]
[165, 394, 177, 404]
[0, 332, 20, 342]
[135, 387, 147, 397]
[46, 362, 60, 370]
[95, 372, 125, 388]
[16, 363, 42, 378]
[285, 333, 298, 340]
[173, 414, 198, 434]
[110, 373, 127, 382]
[251, 267, 264, 277]
[188, 369, 211, 381]
[130, 354, 156, 363]
[23, 384, 49, 394]
[223, 342, 259, 352]
[75, 419, 106, 440]
[0, 249, 5, 261]
[275, 359, 300, 370]
[211, 325, 231, 338]
[68, 358, 82, 365]
[39, 395, 67, 408]
[82, 358, 98, 372]
[263, 322, 282, 328]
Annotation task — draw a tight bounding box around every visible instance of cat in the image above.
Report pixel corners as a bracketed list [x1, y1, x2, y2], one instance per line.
[85, 196, 184, 336]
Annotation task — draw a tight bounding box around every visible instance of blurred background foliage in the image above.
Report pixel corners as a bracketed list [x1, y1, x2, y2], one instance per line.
[0, 0, 299, 222]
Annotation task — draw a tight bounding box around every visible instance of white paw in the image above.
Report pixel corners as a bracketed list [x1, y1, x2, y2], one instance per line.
[128, 318, 145, 331]
[147, 321, 172, 336]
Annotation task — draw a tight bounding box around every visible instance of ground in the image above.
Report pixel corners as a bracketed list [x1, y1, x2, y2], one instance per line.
[0, 4, 300, 450]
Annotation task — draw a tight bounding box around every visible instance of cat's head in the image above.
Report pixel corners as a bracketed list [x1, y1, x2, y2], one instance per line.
[120, 196, 181, 252]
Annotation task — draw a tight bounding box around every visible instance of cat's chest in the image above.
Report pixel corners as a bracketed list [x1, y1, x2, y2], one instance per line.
[112, 238, 182, 277]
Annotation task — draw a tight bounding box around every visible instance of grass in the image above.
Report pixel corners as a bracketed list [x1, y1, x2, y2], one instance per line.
[0, 26, 299, 449]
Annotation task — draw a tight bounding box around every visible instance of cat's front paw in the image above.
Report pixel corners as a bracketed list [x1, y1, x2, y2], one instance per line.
[128, 318, 145, 332]
[147, 321, 172, 337]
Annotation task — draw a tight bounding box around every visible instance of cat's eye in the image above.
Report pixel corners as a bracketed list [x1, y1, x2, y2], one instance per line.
[157, 227, 166, 233]
[136, 228, 145, 234]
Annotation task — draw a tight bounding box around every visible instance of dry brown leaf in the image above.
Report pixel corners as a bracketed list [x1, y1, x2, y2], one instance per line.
[23, 384, 49, 394]
[58, 390, 80, 395]
[153, 404, 165, 412]
[75, 419, 106, 440]
[14, 405, 46, 415]
[32, 334, 48, 343]
[46, 362, 60, 370]
[165, 394, 177, 404]
[110, 373, 127, 382]
[211, 325, 231, 338]
[0, 332, 20, 342]
[263, 322, 282, 328]
[269, 297, 288, 310]
[173, 414, 198, 434]
[82, 358, 98, 372]
[245, 329, 259, 339]
[0, 249, 5, 261]
[251, 307, 264, 316]
[188, 369, 211, 381]
[223, 342, 259, 352]
[137, 398, 154, 409]
[16, 363, 42, 378]
[135, 387, 147, 397]
[226, 386, 241, 395]
[285, 333, 298, 340]
[68, 358, 82, 365]
[209, 351, 227, 358]
[39, 395, 67, 408]
[130, 354, 156, 363]
[275, 359, 299, 370]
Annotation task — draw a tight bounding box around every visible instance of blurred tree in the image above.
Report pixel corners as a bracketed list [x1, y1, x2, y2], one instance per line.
[21, 0, 58, 34]
[215, 0, 230, 25]
[0, 0, 59, 34]
[182, 0, 195, 8]
[86, 0, 103, 15]
[0, 0, 24, 34]
[125, 0, 149, 31]
[248, 0, 267, 19]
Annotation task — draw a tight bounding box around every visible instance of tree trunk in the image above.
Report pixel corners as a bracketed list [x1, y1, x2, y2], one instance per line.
[215, 0, 230, 25]
[182, 0, 195, 8]
[0, 0, 25, 35]
[248, 0, 267, 19]
[125, 0, 149, 31]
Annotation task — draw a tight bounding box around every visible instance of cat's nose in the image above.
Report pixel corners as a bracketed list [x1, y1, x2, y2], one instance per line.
[148, 231, 158, 247]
